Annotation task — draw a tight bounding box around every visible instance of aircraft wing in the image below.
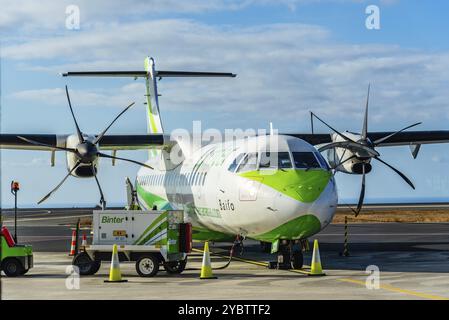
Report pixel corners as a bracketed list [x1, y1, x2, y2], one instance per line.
[287, 131, 449, 147]
[0, 134, 169, 151]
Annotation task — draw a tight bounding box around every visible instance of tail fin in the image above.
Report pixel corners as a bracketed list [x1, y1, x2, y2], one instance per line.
[62, 57, 236, 136]
[144, 57, 164, 134]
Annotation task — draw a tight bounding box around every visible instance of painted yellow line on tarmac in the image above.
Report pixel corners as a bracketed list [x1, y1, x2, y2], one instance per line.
[192, 248, 311, 273]
[338, 278, 449, 300]
[288, 268, 311, 275]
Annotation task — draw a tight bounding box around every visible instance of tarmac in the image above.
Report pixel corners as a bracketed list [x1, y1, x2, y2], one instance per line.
[1, 208, 449, 300]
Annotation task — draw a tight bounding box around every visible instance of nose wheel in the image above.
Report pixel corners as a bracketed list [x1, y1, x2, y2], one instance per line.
[268, 240, 303, 270]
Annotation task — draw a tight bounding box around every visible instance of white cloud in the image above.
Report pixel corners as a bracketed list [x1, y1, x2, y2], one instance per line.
[5, 18, 449, 130]
[10, 85, 144, 109]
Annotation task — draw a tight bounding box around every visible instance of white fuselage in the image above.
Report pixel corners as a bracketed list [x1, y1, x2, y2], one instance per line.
[135, 134, 338, 242]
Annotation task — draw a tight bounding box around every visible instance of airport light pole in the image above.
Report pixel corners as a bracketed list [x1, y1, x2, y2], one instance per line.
[10, 181, 20, 243]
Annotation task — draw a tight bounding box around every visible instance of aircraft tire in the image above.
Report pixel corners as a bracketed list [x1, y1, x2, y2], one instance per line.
[291, 251, 303, 269]
[164, 257, 187, 274]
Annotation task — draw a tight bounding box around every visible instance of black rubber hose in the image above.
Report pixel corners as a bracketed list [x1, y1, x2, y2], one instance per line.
[184, 242, 236, 271]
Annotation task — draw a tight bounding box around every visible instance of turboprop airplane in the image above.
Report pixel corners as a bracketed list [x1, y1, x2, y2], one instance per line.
[3, 56, 449, 268]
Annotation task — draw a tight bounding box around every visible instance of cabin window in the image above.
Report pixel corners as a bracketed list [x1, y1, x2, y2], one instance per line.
[292, 152, 321, 169]
[236, 153, 258, 173]
[259, 152, 292, 169]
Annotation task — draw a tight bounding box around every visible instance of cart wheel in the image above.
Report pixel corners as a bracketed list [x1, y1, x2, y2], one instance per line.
[2, 258, 24, 277]
[164, 257, 187, 274]
[21, 268, 30, 275]
[136, 254, 159, 277]
[73, 252, 100, 275]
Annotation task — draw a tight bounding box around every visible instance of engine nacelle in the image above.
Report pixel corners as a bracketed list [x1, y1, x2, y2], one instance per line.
[325, 132, 373, 175]
[326, 147, 372, 174]
[66, 134, 98, 177]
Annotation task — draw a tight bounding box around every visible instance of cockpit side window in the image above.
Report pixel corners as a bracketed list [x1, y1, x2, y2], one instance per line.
[236, 153, 258, 172]
[292, 152, 322, 169]
[314, 152, 330, 169]
[228, 153, 245, 172]
[259, 152, 292, 169]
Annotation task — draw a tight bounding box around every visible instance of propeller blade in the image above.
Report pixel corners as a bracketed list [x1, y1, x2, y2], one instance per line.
[18, 136, 77, 153]
[92, 164, 106, 207]
[331, 154, 356, 170]
[318, 141, 380, 157]
[373, 122, 422, 145]
[374, 157, 415, 189]
[361, 84, 370, 140]
[65, 85, 84, 143]
[343, 203, 359, 216]
[93, 102, 136, 144]
[310, 111, 314, 134]
[355, 164, 366, 217]
[38, 160, 81, 204]
[97, 152, 154, 170]
[310, 112, 357, 143]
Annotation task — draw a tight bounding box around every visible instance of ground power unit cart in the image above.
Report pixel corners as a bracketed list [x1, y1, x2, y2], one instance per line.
[73, 210, 192, 277]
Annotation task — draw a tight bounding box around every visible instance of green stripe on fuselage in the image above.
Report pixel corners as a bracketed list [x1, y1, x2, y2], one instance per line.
[192, 226, 235, 242]
[239, 169, 331, 203]
[253, 214, 321, 242]
[136, 184, 171, 210]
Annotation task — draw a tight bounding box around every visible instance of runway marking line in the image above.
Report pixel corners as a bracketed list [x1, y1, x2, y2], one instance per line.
[338, 278, 449, 300]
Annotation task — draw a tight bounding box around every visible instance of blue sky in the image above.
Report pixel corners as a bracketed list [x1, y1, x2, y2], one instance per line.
[2, 0, 449, 207]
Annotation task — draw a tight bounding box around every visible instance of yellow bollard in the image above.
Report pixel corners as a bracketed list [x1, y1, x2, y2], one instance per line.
[200, 241, 217, 279]
[309, 239, 325, 276]
[104, 244, 128, 283]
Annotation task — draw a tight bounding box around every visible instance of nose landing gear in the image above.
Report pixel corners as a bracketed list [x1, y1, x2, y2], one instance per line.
[267, 239, 304, 270]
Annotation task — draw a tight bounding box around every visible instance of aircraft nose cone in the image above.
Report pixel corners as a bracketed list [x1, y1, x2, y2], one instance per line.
[291, 170, 332, 203]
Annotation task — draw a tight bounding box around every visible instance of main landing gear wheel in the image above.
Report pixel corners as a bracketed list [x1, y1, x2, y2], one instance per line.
[73, 252, 101, 275]
[136, 255, 159, 277]
[164, 258, 187, 274]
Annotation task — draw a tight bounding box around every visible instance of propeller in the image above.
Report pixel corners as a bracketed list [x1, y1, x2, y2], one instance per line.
[30, 86, 153, 206]
[38, 160, 81, 204]
[312, 84, 419, 216]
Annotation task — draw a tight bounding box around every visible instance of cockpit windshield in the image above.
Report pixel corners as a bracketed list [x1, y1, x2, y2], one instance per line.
[259, 152, 292, 169]
[236, 153, 258, 172]
[292, 152, 322, 169]
[229, 150, 328, 172]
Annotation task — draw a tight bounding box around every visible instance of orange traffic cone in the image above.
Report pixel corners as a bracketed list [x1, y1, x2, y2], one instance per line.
[81, 233, 87, 248]
[69, 230, 76, 256]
